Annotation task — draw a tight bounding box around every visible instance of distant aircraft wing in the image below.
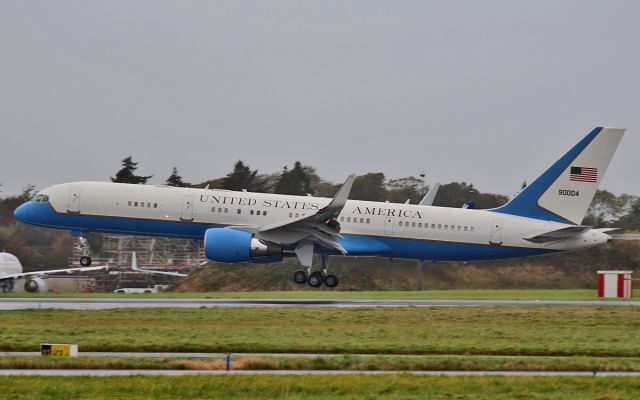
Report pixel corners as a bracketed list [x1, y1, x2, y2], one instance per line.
[0, 265, 108, 281]
[523, 226, 591, 243]
[419, 183, 440, 206]
[254, 175, 356, 265]
[130, 252, 188, 277]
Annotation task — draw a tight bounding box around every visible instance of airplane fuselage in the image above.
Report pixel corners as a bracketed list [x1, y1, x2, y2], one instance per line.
[14, 182, 610, 262]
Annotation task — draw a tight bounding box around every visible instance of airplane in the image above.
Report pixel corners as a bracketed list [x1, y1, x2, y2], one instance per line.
[0, 251, 108, 293]
[14, 127, 624, 289]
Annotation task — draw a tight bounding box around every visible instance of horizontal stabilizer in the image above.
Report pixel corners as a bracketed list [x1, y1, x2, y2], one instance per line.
[523, 226, 590, 243]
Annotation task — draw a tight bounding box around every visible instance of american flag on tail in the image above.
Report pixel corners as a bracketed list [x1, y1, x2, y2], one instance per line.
[570, 166, 598, 183]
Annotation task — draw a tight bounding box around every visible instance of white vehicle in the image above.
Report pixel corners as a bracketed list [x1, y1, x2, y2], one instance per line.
[0, 252, 108, 293]
[14, 127, 624, 288]
[114, 285, 167, 294]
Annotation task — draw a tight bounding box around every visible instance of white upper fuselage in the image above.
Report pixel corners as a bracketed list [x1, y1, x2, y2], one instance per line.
[18, 181, 610, 261]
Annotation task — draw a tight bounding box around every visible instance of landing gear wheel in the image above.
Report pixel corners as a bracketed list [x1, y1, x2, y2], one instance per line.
[324, 274, 339, 288]
[308, 271, 324, 288]
[293, 270, 308, 285]
[80, 256, 92, 267]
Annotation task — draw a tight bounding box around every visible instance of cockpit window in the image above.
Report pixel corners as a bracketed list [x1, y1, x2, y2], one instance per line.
[32, 194, 49, 203]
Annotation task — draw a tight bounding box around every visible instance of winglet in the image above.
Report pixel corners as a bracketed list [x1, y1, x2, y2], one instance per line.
[318, 174, 355, 217]
[328, 174, 355, 209]
[419, 183, 440, 206]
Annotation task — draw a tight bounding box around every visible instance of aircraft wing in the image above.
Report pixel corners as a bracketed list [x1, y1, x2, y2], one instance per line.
[523, 226, 591, 243]
[254, 175, 356, 265]
[130, 252, 188, 277]
[0, 265, 108, 281]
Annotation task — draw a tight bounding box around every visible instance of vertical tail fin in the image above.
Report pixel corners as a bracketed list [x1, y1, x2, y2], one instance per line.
[493, 127, 625, 224]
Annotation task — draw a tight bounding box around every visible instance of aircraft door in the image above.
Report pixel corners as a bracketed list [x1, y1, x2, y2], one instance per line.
[384, 217, 395, 235]
[489, 219, 503, 245]
[180, 195, 194, 222]
[67, 187, 82, 214]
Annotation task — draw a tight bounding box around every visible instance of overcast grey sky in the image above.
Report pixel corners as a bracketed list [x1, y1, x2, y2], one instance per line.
[1, 1, 638, 197]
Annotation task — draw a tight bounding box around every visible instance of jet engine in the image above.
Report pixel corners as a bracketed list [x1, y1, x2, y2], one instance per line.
[24, 277, 47, 293]
[204, 228, 283, 264]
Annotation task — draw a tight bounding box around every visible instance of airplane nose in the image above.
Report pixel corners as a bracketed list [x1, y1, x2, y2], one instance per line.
[14, 202, 32, 223]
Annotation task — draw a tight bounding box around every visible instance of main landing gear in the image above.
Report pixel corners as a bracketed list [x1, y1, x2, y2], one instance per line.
[76, 236, 92, 267]
[0, 279, 15, 293]
[293, 256, 339, 289]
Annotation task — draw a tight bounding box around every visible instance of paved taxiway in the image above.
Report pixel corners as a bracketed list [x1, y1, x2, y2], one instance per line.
[0, 298, 638, 310]
[0, 369, 638, 376]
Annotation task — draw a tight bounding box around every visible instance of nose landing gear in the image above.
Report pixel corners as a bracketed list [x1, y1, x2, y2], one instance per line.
[0, 279, 15, 293]
[76, 236, 92, 267]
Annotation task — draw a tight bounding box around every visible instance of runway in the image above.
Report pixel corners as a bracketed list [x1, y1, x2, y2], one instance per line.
[0, 297, 638, 310]
[0, 369, 637, 377]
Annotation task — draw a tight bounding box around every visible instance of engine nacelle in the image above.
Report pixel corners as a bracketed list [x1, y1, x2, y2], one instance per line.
[24, 277, 47, 293]
[204, 228, 283, 264]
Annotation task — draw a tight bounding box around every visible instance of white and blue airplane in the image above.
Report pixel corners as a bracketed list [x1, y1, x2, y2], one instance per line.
[14, 127, 624, 288]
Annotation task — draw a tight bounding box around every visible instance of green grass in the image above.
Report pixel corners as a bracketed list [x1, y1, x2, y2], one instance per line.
[3, 289, 638, 300]
[3, 355, 640, 372]
[1, 306, 640, 356]
[1, 375, 640, 399]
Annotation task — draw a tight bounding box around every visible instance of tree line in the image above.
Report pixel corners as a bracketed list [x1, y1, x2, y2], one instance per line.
[110, 156, 510, 208]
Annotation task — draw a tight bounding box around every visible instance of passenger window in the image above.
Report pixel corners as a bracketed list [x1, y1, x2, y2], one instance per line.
[438, 224, 441, 229]
[431, 224, 435, 229]
[211, 207, 216, 212]
[250, 210, 254, 215]
[154, 203, 158, 208]
[418, 223, 422, 228]
[256, 210, 261, 215]
[471, 226, 475, 232]
[444, 225, 448, 230]
[289, 213, 293, 218]
[366, 218, 370, 224]
[340, 217, 344, 222]
[398, 221, 402, 226]
[360, 218, 364, 223]
[295, 213, 299, 218]
[225, 208, 228, 213]
[128, 201, 132, 206]
[412, 222, 416, 227]
[237, 209, 241, 214]
[263, 211, 267, 216]
[464, 226, 468, 232]
[134, 202, 138, 207]
[347, 217, 351, 222]
[147, 202, 151, 208]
